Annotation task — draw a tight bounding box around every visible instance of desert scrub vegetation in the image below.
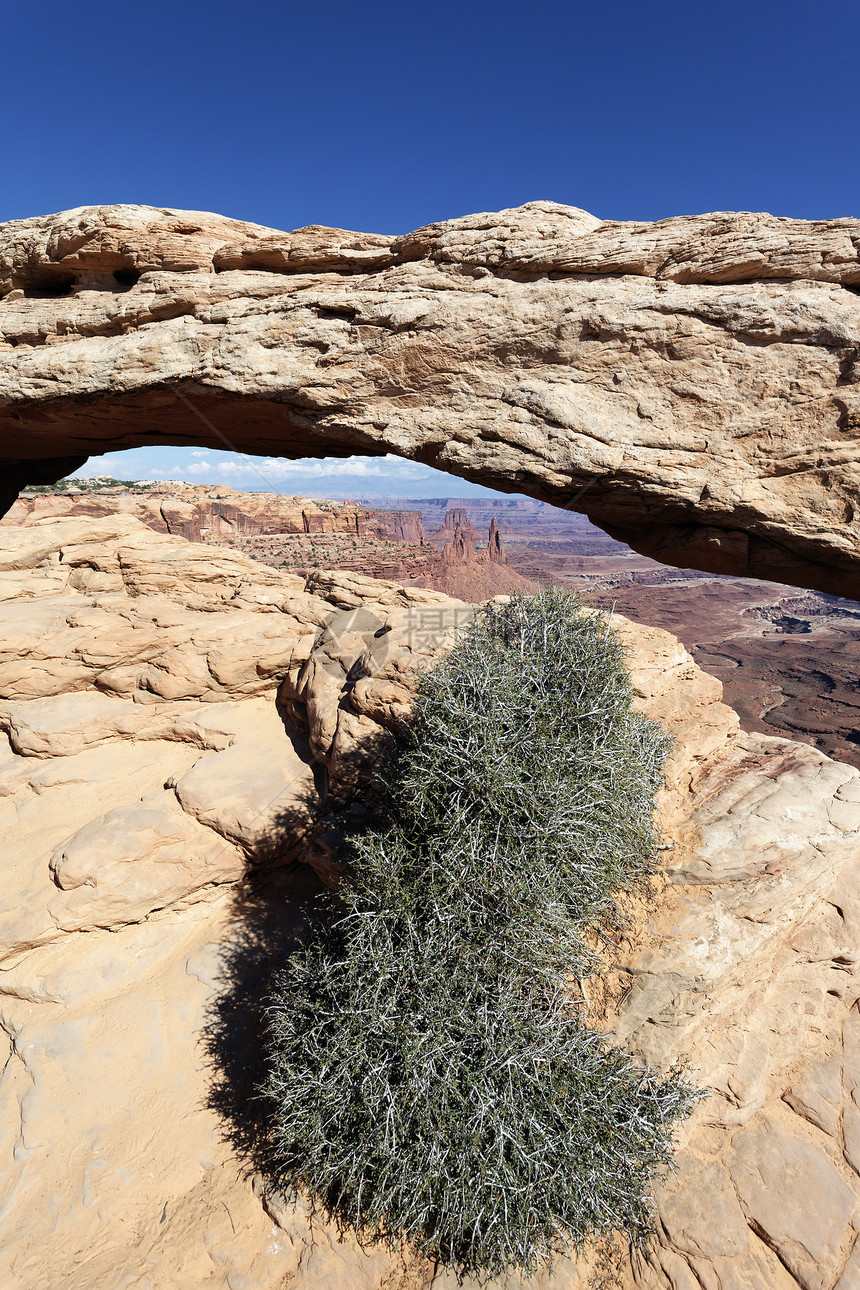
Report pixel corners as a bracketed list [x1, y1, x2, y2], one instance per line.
[264, 588, 700, 1278]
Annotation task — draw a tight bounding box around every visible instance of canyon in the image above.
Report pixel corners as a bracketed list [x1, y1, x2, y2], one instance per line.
[1, 202, 859, 596]
[401, 500, 860, 774]
[337, 496, 859, 773]
[5, 480, 535, 602]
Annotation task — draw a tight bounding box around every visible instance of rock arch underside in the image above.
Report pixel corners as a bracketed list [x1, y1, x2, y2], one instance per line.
[1, 200, 858, 596]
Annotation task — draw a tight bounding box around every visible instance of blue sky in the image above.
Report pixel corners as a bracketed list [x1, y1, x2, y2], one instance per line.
[77, 446, 503, 499]
[5, 0, 858, 496]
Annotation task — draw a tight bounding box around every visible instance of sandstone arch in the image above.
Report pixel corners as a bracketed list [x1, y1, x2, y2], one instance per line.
[1, 200, 858, 596]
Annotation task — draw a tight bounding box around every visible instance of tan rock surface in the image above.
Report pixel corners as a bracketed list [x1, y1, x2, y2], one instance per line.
[5, 483, 405, 543]
[1, 202, 859, 595]
[1, 518, 860, 1287]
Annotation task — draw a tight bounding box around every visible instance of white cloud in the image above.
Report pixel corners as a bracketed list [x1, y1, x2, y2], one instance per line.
[188, 455, 432, 481]
[66, 446, 507, 499]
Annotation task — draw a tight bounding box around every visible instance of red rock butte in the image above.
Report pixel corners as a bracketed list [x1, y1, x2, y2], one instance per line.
[0, 201, 858, 596]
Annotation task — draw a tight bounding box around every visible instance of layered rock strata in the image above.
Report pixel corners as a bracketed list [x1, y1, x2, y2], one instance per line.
[1, 203, 858, 595]
[6, 482, 422, 544]
[430, 506, 480, 544]
[0, 517, 859, 1287]
[2, 484, 529, 603]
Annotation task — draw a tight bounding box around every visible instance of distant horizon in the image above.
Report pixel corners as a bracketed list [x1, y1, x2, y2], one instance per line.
[70, 447, 517, 501]
[60, 469, 550, 507]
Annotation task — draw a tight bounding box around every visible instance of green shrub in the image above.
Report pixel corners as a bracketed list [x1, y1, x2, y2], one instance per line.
[264, 589, 699, 1278]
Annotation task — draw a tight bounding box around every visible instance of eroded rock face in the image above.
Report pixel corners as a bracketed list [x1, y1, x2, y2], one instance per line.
[0, 202, 858, 595]
[1, 517, 860, 1288]
[2, 485, 532, 603]
[5, 483, 399, 543]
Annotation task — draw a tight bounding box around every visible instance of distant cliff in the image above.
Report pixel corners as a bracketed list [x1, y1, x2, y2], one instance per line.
[7, 482, 428, 545]
[3, 484, 530, 602]
[285, 513, 534, 602]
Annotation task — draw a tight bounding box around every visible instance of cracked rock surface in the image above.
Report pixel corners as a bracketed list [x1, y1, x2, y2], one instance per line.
[1, 201, 859, 595]
[1, 516, 860, 1287]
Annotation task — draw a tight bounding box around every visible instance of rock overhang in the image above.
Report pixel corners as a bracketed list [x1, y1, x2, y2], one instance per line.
[1, 200, 858, 596]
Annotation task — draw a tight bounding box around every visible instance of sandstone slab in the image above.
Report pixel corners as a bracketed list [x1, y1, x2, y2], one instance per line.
[725, 1113, 858, 1290]
[2, 518, 860, 1287]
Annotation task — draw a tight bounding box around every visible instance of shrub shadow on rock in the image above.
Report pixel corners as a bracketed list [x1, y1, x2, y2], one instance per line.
[200, 792, 328, 1180]
[199, 624, 401, 1198]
